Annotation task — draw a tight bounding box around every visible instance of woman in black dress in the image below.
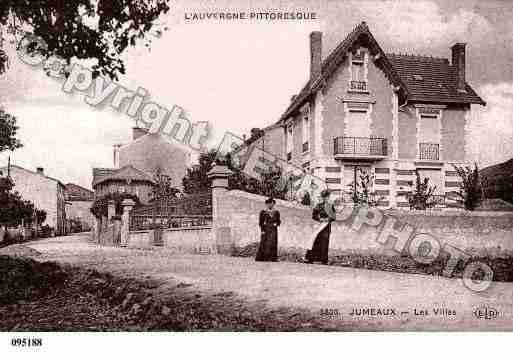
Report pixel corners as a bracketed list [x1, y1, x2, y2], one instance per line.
[306, 189, 335, 264]
[256, 197, 281, 262]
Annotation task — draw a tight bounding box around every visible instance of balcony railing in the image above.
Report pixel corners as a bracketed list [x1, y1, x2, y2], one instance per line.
[333, 136, 387, 159]
[419, 143, 440, 160]
[302, 141, 309, 153]
[349, 81, 367, 92]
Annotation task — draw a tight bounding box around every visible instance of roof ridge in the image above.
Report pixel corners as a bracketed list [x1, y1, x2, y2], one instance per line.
[387, 52, 448, 62]
[66, 182, 93, 192]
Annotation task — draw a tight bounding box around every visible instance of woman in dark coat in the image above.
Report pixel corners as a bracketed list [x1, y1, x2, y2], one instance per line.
[306, 189, 335, 264]
[256, 197, 281, 262]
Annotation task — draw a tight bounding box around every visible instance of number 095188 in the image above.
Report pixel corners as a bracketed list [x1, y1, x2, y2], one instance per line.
[11, 338, 43, 347]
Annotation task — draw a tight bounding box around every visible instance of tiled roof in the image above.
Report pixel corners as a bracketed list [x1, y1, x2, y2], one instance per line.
[92, 165, 155, 187]
[280, 22, 404, 122]
[278, 22, 485, 124]
[92, 168, 116, 187]
[65, 183, 94, 201]
[386, 54, 485, 105]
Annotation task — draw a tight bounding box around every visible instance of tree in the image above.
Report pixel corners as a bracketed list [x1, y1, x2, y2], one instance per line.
[182, 148, 288, 200]
[407, 170, 436, 210]
[259, 165, 289, 200]
[0, 0, 171, 80]
[35, 209, 46, 225]
[0, 108, 22, 153]
[454, 163, 482, 211]
[182, 149, 217, 194]
[0, 190, 35, 227]
[151, 168, 180, 202]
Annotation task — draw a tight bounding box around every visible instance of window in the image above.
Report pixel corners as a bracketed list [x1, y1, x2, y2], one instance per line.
[418, 111, 441, 160]
[419, 113, 440, 142]
[346, 109, 370, 138]
[286, 124, 293, 159]
[350, 51, 367, 92]
[302, 113, 309, 152]
[351, 62, 364, 82]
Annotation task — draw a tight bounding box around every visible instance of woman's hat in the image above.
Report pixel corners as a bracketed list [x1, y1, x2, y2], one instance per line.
[320, 189, 331, 198]
[265, 197, 276, 204]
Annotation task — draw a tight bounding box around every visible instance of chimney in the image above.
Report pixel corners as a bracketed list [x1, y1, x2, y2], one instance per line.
[113, 144, 121, 168]
[309, 31, 322, 82]
[132, 126, 149, 140]
[36, 167, 44, 175]
[451, 43, 466, 92]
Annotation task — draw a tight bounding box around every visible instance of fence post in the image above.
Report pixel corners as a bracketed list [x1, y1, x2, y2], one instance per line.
[121, 199, 135, 247]
[207, 162, 233, 255]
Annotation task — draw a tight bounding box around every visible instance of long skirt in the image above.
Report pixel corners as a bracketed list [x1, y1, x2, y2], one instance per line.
[256, 228, 278, 262]
[306, 223, 331, 263]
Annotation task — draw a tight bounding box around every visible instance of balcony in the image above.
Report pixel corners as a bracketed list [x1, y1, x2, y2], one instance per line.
[302, 141, 309, 153]
[333, 136, 387, 160]
[349, 81, 367, 92]
[419, 143, 440, 161]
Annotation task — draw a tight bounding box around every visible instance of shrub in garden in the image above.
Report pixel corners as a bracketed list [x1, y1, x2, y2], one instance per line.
[407, 170, 436, 210]
[453, 163, 482, 211]
[350, 172, 381, 207]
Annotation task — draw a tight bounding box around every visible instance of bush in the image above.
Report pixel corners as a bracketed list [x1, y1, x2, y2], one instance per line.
[407, 170, 436, 210]
[0, 256, 68, 305]
[454, 163, 482, 211]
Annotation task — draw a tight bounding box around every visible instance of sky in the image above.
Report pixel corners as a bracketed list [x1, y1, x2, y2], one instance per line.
[0, 0, 512, 189]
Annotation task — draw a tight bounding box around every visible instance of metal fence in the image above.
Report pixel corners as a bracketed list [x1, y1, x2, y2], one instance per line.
[334, 136, 387, 156]
[129, 192, 212, 231]
[419, 143, 440, 160]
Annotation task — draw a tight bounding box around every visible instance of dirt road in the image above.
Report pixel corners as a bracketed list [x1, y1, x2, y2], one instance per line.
[23, 233, 513, 330]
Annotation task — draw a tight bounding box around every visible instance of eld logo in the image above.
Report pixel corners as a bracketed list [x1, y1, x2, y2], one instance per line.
[473, 306, 499, 320]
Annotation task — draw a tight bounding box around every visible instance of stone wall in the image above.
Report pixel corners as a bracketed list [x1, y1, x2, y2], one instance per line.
[127, 227, 214, 253]
[217, 190, 513, 256]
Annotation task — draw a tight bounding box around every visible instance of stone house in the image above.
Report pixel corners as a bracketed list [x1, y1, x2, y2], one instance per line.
[0, 165, 67, 235]
[64, 183, 95, 230]
[253, 22, 485, 208]
[92, 165, 155, 204]
[113, 127, 191, 190]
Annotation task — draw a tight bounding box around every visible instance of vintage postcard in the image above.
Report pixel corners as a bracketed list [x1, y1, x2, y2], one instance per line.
[1, 0, 513, 349]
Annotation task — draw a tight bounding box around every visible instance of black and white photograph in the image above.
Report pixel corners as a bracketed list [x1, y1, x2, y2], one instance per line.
[1, 0, 513, 355]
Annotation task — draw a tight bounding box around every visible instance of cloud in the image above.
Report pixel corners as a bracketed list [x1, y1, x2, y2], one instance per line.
[323, 0, 493, 55]
[363, 1, 491, 46]
[468, 83, 513, 167]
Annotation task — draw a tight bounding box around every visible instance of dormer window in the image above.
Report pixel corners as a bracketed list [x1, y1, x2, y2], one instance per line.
[349, 51, 368, 93]
[352, 53, 364, 63]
